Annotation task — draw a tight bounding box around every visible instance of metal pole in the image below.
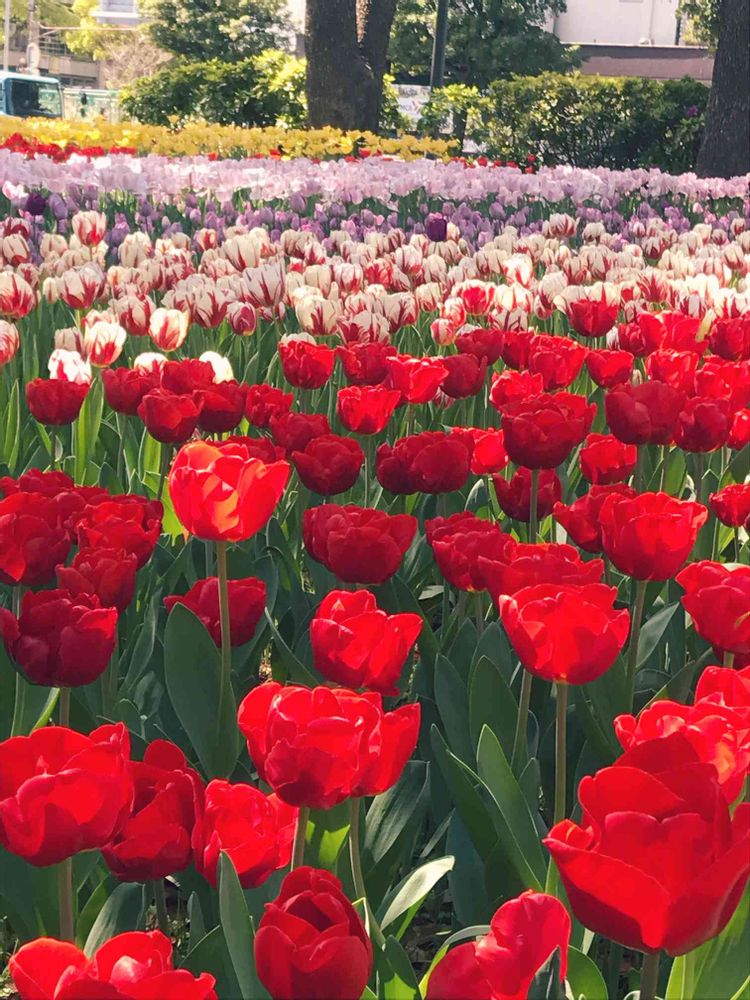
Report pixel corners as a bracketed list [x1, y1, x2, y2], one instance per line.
[3, 0, 11, 71]
[429, 0, 449, 90]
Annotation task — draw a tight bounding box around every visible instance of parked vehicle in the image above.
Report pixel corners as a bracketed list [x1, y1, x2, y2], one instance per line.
[0, 72, 63, 118]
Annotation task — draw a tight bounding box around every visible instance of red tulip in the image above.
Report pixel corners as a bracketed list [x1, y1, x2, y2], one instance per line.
[617, 312, 665, 356]
[255, 867, 373, 1000]
[337, 384, 401, 434]
[426, 890, 570, 1000]
[497, 583, 629, 684]
[292, 434, 364, 496]
[168, 439, 289, 542]
[695, 664, 750, 721]
[489, 369, 545, 414]
[709, 483, 750, 527]
[245, 382, 294, 427]
[605, 381, 685, 445]
[376, 430, 474, 495]
[645, 349, 699, 395]
[461, 426, 509, 474]
[709, 316, 750, 361]
[528, 334, 587, 389]
[0, 468, 74, 499]
[586, 349, 634, 388]
[0, 492, 70, 587]
[693, 358, 750, 411]
[280, 338, 335, 389]
[270, 411, 331, 454]
[600, 491, 708, 580]
[579, 432, 638, 485]
[615, 701, 750, 804]
[56, 546, 138, 613]
[729, 408, 750, 449]
[102, 367, 159, 415]
[493, 467, 561, 522]
[76, 496, 162, 569]
[501, 391, 595, 469]
[9, 931, 216, 1000]
[192, 778, 296, 888]
[0, 588, 118, 687]
[137, 387, 202, 444]
[544, 733, 750, 955]
[238, 682, 420, 808]
[303, 504, 417, 584]
[310, 589, 421, 694]
[553, 484, 636, 553]
[441, 354, 488, 398]
[677, 561, 750, 656]
[385, 354, 447, 404]
[160, 358, 215, 394]
[456, 325, 505, 364]
[499, 329, 533, 370]
[336, 341, 396, 386]
[164, 576, 266, 646]
[674, 395, 733, 452]
[195, 380, 246, 434]
[102, 740, 203, 882]
[0, 723, 132, 865]
[26, 378, 88, 425]
[480, 541, 604, 601]
[426, 512, 516, 592]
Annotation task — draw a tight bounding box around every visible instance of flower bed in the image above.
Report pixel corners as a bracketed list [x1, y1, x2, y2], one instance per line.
[0, 167, 749, 1000]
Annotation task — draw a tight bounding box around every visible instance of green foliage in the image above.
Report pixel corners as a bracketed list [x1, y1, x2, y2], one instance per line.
[389, 0, 576, 87]
[140, 0, 291, 62]
[678, 0, 721, 45]
[418, 72, 709, 171]
[120, 51, 306, 128]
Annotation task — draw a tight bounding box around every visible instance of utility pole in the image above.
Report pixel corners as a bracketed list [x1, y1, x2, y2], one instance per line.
[3, 0, 11, 71]
[429, 0, 449, 89]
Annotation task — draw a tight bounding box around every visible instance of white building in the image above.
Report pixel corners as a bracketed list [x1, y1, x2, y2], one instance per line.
[551, 0, 681, 46]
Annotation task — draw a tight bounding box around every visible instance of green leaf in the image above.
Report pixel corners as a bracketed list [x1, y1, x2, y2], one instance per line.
[1, 380, 20, 470]
[566, 946, 608, 999]
[182, 926, 241, 1000]
[430, 726, 499, 862]
[74, 377, 103, 484]
[9, 669, 59, 737]
[377, 856, 454, 937]
[0, 845, 46, 940]
[475, 725, 546, 886]
[434, 654, 473, 763]
[164, 603, 240, 778]
[84, 882, 144, 956]
[637, 602, 678, 669]
[364, 762, 429, 867]
[468, 655, 518, 758]
[120, 591, 161, 698]
[218, 853, 268, 1000]
[378, 936, 421, 1000]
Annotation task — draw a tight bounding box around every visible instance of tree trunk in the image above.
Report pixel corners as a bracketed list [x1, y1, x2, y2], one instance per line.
[696, 0, 750, 177]
[305, 0, 397, 131]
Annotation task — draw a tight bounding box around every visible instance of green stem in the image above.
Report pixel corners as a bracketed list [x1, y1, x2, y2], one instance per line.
[115, 414, 126, 485]
[57, 857, 74, 941]
[49, 426, 57, 470]
[473, 592, 484, 634]
[291, 806, 309, 870]
[735, 527, 741, 562]
[529, 468, 539, 543]
[626, 579, 648, 709]
[152, 879, 170, 937]
[511, 670, 533, 771]
[349, 799, 386, 949]
[59, 687, 71, 728]
[693, 452, 705, 507]
[640, 951, 661, 1000]
[724, 650, 735, 668]
[156, 444, 171, 502]
[634, 444, 644, 493]
[554, 682, 568, 825]
[215, 541, 231, 728]
[104, 640, 120, 717]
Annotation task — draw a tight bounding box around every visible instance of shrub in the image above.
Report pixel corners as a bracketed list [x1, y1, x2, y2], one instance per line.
[120, 50, 307, 128]
[418, 72, 709, 172]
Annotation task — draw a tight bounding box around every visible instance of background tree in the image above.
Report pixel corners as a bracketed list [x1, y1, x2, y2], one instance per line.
[306, 0, 397, 130]
[139, 0, 290, 62]
[389, 0, 576, 87]
[695, 0, 749, 177]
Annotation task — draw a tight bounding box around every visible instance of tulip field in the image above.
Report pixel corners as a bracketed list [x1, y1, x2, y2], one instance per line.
[0, 144, 749, 1000]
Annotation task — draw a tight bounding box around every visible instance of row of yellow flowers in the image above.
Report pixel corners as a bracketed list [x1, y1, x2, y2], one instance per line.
[0, 116, 456, 160]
